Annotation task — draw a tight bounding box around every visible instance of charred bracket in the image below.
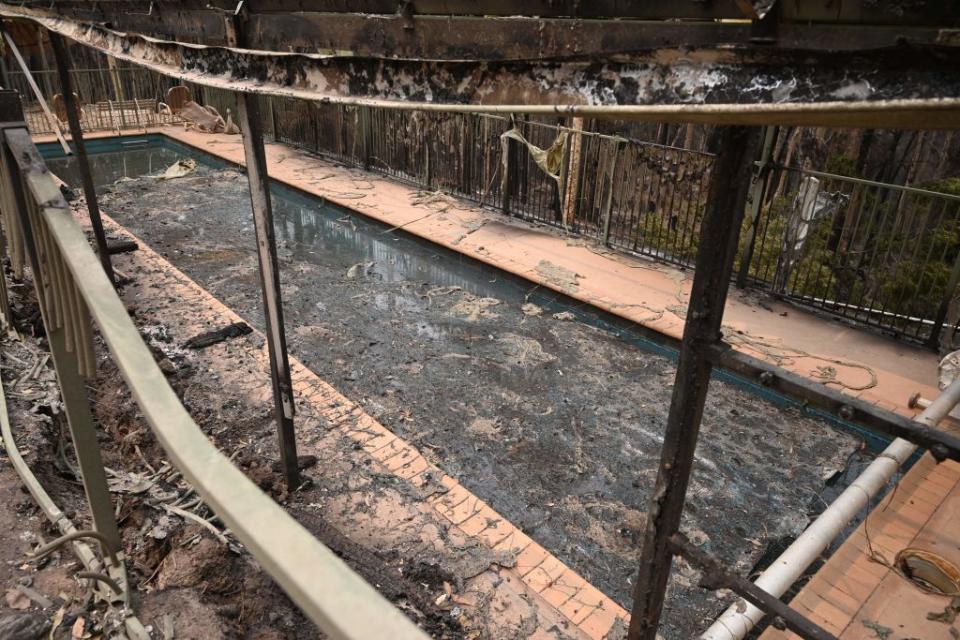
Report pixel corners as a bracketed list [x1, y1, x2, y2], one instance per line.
[183, 321, 252, 350]
[105, 239, 138, 255]
[396, 0, 415, 30]
[668, 533, 838, 640]
[708, 341, 960, 462]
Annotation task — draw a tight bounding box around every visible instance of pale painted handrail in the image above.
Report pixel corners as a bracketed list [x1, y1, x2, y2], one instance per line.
[3, 126, 429, 640]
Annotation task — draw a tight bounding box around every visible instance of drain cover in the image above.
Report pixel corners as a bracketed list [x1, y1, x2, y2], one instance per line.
[896, 548, 960, 595]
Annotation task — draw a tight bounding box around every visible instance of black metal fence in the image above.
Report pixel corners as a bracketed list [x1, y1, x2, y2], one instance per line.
[741, 166, 960, 344]
[263, 98, 960, 346]
[13, 67, 960, 347]
[6, 66, 173, 107]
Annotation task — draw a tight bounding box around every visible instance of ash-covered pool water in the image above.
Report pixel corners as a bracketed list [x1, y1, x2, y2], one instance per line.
[47, 136, 885, 639]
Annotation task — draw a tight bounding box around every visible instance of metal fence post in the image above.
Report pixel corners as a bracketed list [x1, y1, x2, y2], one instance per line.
[628, 125, 759, 640]
[1, 121, 121, 558]
[602, 138, 625, 246]
[236, 92, 300, 490]
[360, 105, 373, 170]
[929, 246, 960, 350]
[501, 115, 515, 215]
[736, 125, 777, 289]
[49, 31, 116, 286]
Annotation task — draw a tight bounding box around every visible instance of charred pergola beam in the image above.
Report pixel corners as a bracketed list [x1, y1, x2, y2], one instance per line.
[11, 10, 960, 57]
[2, 5, 959, 128]
[10, 0, 960, 26]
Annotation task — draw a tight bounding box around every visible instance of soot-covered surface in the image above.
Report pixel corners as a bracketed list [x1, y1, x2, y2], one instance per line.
[69, 155, 868, 638]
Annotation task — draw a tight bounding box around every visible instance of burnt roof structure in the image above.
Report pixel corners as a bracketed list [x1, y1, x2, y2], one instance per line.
[1, 1, 959, 127]
[2, 3, 960, 640]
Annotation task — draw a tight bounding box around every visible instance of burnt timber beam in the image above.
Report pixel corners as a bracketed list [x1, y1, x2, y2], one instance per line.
[10, 1, 960, 25]
[628, 125, 760, 640]
[11, 11, 958, 56]
[3, 6, 960, 129]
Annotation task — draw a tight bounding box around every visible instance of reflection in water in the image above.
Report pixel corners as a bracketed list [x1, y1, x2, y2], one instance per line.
[49, 137, 511, 302]
[271, 194, 507, 299]
[48, 145, 183, 189]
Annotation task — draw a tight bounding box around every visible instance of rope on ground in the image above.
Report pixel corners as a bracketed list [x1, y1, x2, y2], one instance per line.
[725, 330, 879, 392]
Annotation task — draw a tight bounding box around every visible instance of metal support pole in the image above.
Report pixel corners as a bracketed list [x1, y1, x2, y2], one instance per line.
[628, 126, 759, 640]
[736, 125, 777, 288]
[602, 138, 625, 246]
[48, 32, 116, 285]
[2, 127, 120, 557]
[236, 92, 300, 489]
[928, 242, 960, 350]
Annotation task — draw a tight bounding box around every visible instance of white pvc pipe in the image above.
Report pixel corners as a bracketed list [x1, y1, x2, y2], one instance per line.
[701, 378, 960, 640]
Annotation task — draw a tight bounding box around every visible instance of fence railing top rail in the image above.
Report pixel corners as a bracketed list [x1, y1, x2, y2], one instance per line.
[476, 112, 716, 157]
[2, 124, 429, 640]
[774, 164, 960, 202]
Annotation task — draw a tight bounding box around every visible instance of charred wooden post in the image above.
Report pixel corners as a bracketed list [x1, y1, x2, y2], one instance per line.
[237, 92, 300, 490]
[562, 117, 585, 227]
[602, 138, 625, 246]
[360, 105, 373, 171]
[35, 26, 54, 99]
[48, 31, 116, 286]
[628, 125, 759, 640]
[668, 533, 837, 640]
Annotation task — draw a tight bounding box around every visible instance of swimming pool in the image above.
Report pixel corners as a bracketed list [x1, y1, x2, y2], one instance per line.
[43, 134, 890, 639]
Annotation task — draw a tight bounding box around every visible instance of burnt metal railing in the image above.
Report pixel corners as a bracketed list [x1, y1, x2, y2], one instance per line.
[219, 92, 960, 347]
[0, 88, 428, 640]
